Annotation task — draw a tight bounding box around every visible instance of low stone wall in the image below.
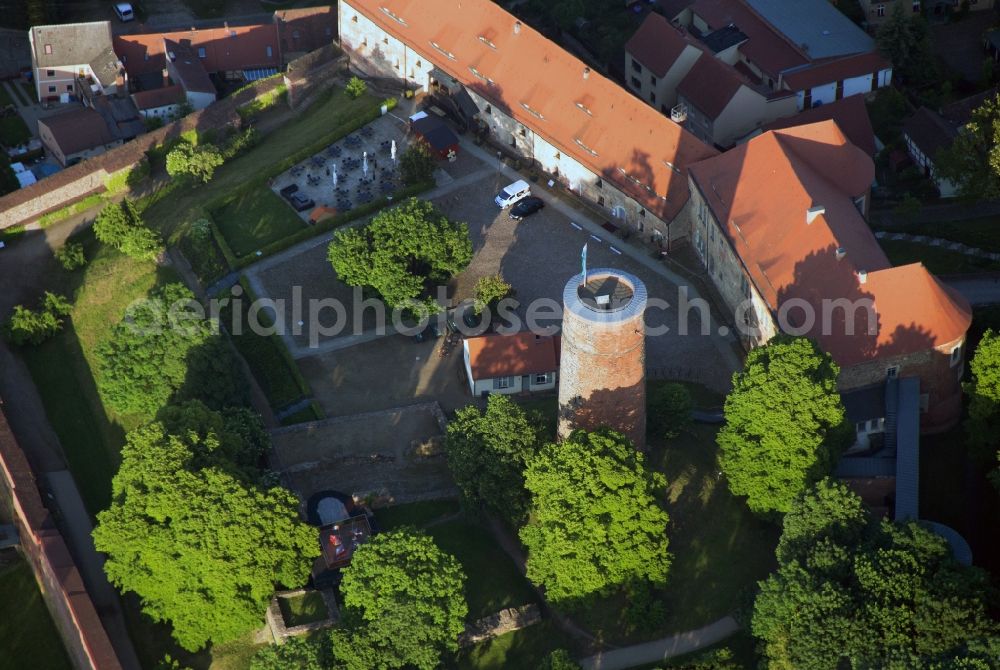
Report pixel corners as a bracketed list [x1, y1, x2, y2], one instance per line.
[0, 403, 122, 670]
[458, 604, 542, 647]
[284, 43, 349, 109]
[264, 588, 339, 644]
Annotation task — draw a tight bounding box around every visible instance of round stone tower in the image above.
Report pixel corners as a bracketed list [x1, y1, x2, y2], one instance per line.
[557, 268, 647, 449]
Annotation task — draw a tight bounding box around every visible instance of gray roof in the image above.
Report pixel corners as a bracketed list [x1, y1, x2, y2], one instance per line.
[894, 377, 921, 522]
[841, 383, 885, 423]
[31, 21, 115, 73]
[834, 456, 896, 478]
[88, 45, 122, 87]
[744, 0, 874, 60]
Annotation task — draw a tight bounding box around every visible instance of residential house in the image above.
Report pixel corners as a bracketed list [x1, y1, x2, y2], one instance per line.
[29, 21, 124, 104]
[38, 107, 121, 165]
[624, 0, 892, 146]
[755, 93, 877, 157]
[463, 332, 560, 397]
[338, 0, 718, 241]
[131, 85, 185, 119]
[687, 120, 971, 431]
[863, 0, 994, 26]
[163, 39, 218, 110]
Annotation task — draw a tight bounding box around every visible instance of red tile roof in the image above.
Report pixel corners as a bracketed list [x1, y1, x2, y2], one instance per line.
[692, 0, 807, 79]
[782, 51, 890, 91]
[466, 332, 560, 379]
[625, 13, 692, 78]
[131, 83, 185, 110]
[677, 53, 744, 120]
[114, 23, 280, 77]
[164, 38, 215, 93]
[689, 120, 969, 366]
[39, 107, 116, 156]
[346, 0, 717, 220]
[761, 94, 876, 156]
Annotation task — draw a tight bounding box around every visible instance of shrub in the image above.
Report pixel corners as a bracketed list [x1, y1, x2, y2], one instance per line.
[345, 76, 367, 99]
[400, 139, 437, 186]
[94, 200, 162, 259]
[3, 292, 72, 346]
[55, 242, 86, 270]
[648, 383, 692, 440]
[166, 142, 225, 183]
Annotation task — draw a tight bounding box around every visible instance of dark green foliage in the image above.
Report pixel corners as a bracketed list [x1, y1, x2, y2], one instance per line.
[520, 429, 671, 604]
[250, 636, 327, 670]
[537, 649, 580, 670]
[327, 198, 472, 311]
[92, 416, 319, 651]
[717, 335, 849, 515]
[938, 93, 1000, 200]
[473, 274, 512, 315]
[345, 76, 367, 99]
[964, 329, 1000, 490]
[166, 141, 225, 183]
[334, 529, 467, 670]
[752, 479, 1000, 670]
[399, 140, 437, 186]
[96, 282, 242, 416]
[55, 241, 86, 270]
[876, 3, 938, 87]
[0, 151, 19, 197]
[649, 382, 693, 440]
[93, 200, 162, 259]
[3, 292, 71, 346]
[444, 395, 544, 526]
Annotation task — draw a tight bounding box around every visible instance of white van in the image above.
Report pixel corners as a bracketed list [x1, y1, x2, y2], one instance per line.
[494, 179, 531, 208]
[113, 3, 135, 22]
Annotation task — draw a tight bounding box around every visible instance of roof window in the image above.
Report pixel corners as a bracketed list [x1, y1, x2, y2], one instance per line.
[520, 101, 544, 120]
[380, 7, 407, 26]
[429, 41, 456, 61]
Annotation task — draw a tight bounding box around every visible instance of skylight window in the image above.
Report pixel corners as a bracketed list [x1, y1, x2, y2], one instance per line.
[478, 35, 497, 49]
[429, 41, 456, 61]
[468, 66, 494, 85]
[662, 160, 681, 175]
[520, 102, 544, 120]
[575, 101, 592, 116]
[380, 7, 407, 25]
[573, 138, 598, 156]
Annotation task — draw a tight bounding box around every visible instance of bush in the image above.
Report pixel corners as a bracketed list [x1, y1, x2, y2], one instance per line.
[94, 200, 162, 259]
[345, 76, 367, 99]
[221, 127, 259, 160]
[166, 142, 225, 183]
[648, 383, 693, 440]
[3, 292, 72, 346]
[55, 242, 86, 270]
[400, 139, 437, 186]
[104, 161, 150, 195]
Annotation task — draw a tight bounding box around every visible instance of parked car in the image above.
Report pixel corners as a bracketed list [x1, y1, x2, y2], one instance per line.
[113, 2, 135, 21]
[494, 179, 531, 208]
[290, 193, 315, 211]
[279, 183, 299, 200]
[509, 196, 545, 220]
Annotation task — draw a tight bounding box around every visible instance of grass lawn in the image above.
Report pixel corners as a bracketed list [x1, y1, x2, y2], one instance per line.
[0, 115, 31, 147]
[451, 620, 571, 670]
[277, 591, 329, 627]
[0, 558, 73, 670]
[211, 188, 305, 258]
[878, 239, 1000, 275]
[883, 217, 1000, 253]
[144, 87, 381, 240]
[572, 423, 779, 645]
[375, 499, 462, 530]
[426, 519, 538, 621]
[20, 231, 173, 512]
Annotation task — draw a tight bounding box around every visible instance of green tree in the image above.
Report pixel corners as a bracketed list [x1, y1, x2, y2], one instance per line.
[648, 382, 692, 440]
[334, 529, 467, 670]
[55, 241, 86, 270]
[93, 199, 162, 259]
[166, 141, 225, 183]
[3, 292, 71, 346]
[472, 274, 512, 315]
[444, 395, 544, 525]
[752, 480, 1000, 670]
[96, 283, 241, 416]
[93, 419, 318, 651]
[345, 76, 367, 99]
[327, 198, 472, 311]
[399, 140, 437, 186]
[251, 636, 327, 670]
[938, 93, 1000, 200]
[0, 152, 19, 197]
[876, 3, 937, 87]
[538, 649, 580, 670]
[965, 329, 1000, 490]
[717, 335, 849, 515]
[520, 429, 671, 604]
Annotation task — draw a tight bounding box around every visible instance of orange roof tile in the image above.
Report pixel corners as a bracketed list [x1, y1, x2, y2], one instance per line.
[115, 23, 280, 77]
[692, 0, 807, 79]
[625, 13, 692, 78]
[782, 51, 890, 92]
[466, 332, 560, 379]
[689, 120, 969, 367]
[346, 0, 717, 220]
[761, 94, 876, 157]
[677, 53, 744, 120]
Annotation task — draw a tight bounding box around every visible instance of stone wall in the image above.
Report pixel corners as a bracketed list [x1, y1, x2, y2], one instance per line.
[284, 44, 349, 109]
[0, 404, 122, 670]
[458, 604, 542, 647]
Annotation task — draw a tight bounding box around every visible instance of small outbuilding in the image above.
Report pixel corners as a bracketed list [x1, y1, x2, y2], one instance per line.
[409, 111, 459, 160]
[463, 332, 559, 397]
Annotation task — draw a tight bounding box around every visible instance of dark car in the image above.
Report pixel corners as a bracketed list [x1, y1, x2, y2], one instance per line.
[509, 196, 544, 221]
[290, 193, 315, 211]
[279, 183, 299, 199]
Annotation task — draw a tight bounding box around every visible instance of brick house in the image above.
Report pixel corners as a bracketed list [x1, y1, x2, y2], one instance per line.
[624, 0, 892, 146]
[687, 120, 971, 431]
[337, 0, 718, 242]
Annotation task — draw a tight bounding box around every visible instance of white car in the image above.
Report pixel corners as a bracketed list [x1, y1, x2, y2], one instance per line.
[494, 179, 531, 208]
[113, 3, 135, 22]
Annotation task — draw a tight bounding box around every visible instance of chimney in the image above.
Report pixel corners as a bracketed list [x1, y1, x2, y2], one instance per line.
[583, 67, 590, 80]
[857, 269, 868, 284]
[514, 20, 521, 35]
[835, 247, 846, 260]
[806, 205, 825, 225]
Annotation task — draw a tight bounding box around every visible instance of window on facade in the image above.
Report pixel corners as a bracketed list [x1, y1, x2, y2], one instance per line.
[534, 373, 550, 385]
[631, 58, 642, 73]
[352, 14, 358, 22]
[596, 178, 603, 189]
[598, 195, 605, 206]
[835, 80, 844, 100]
[493, 376, 514, 390]
[416, 60, 422, 68]
[44, 44, 52, 55]
[266, 46, 273, 58]
[520, 127, 526, 137]
[630, 76, 641, 88]
[649, 91, 656, 104]
[485, 104, 492, 114]
[198, 47, 206, 58]
[856, 421, 865, 433]
[803, 88, 812, 108]
[876, 3, 886, 15]
[639, 208, 646, 218]
[46, 70, 54, 77]
[554, 152, 561, 160]
[950, 345, 962, 366]
[48, 85, 55, 92]
[383, 37, 389, 45]
[886, 365, 899, 379]
[66, 84, 72, 91]
[912, 1, 920, 11]
[740, 274, 749, 297]
[292, 29, 301, 39]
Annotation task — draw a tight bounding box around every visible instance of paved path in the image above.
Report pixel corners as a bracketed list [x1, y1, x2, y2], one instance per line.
[873, 230, 1000, 263]
[871, 200, 1000, 228]
[942, 276, 1000, 306]
[579, 617, 741, 670]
